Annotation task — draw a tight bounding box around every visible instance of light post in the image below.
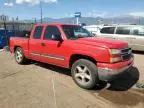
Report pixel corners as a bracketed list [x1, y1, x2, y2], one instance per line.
[40, 1, 43, 24]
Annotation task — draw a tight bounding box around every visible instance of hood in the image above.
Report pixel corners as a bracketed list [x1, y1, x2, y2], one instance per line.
[75, 37, 128, 49]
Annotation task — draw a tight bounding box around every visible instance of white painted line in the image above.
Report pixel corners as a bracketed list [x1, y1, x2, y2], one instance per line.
[51, 73, 58, 108]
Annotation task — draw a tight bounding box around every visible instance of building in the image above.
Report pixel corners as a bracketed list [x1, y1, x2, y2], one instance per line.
[0, 15, 9, 21]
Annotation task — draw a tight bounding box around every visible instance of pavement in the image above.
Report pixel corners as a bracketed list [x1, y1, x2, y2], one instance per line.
[0, 51, 144, 108]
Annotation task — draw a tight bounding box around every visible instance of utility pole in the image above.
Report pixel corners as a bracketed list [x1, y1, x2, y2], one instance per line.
[16, 16, 19, 30]
[40, 1, 43, 24]
[12, 17, 15, 35]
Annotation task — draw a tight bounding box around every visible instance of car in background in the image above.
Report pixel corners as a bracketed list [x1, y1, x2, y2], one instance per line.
[0, 29, 15, 48]
[83, 25, 103, 35]
[96, 25, 144, 51]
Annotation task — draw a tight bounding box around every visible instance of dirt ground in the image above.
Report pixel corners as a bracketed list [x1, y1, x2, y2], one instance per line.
[0, 51, 144, 108]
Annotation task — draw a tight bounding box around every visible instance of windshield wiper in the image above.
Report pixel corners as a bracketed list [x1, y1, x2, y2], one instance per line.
[77, 36, 85, 38]
[77, 35, 94, 38]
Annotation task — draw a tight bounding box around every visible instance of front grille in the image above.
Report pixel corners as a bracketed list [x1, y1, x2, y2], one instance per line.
[121, 48, 132, 61]
[122, 54, 131, 60]
[121, 48, 131, 54]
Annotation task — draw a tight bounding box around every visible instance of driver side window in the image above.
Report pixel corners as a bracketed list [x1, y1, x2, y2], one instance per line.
[44, 26, 61, 40]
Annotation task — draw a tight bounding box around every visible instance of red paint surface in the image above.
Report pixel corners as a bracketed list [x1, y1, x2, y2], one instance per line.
[10, 23, 133, 70]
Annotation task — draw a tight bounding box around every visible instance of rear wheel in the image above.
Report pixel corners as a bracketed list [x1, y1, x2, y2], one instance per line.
[71, 59, 99, 89]
[15, 47, 27, 64]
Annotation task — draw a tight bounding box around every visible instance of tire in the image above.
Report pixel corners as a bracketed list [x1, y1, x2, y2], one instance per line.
[14, 47, 27, 64]
[71, 59, 99, 89]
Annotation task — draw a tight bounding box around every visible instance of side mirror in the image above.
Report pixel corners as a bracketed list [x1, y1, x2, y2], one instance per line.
[51, 34, 63, 42]
[25, 34, 29, 38]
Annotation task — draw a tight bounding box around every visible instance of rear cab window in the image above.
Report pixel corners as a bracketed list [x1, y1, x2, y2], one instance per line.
[116, 27, 131, 35]
[33, 26, 43, 39]
[100, 27, 115, 34]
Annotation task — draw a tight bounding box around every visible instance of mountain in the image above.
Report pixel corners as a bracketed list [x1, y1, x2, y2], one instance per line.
[24, 16, 144, 25]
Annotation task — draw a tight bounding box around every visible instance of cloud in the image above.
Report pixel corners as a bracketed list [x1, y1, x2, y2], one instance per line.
[16, 0, 57, 5]
[129, 12, 144, 17]
[4, 2, 14, 7]
[88, 10, 108, 17]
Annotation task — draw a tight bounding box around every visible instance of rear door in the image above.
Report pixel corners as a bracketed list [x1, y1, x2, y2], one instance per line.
[114, 26, 133, 48]
[130, 27, 144, 51]
[99, 27, 116, 39]
[29, 26, 44, 61]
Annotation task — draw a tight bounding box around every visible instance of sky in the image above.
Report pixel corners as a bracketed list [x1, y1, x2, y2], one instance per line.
[0, 0, 144, 20]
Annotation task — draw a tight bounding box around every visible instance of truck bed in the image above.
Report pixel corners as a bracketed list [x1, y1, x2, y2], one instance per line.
[10, 37, 29, 57]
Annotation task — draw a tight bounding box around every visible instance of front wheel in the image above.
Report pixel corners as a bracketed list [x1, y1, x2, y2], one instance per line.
[15, 47, 27, 64]
[71, 59, 99, 89]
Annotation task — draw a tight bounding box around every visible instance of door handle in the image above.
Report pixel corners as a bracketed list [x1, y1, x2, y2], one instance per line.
[126, 37, 129, 38]
[41, 43, 46, 47]
[131, 37, 136, 39]
[126, 37, 136, 39]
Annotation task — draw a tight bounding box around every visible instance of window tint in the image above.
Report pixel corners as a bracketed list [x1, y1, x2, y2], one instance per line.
[100, 27, 115, 34]
[116, 27, 130, 35]
[44, 26, 61, 40]
[133, 27, 144, 36]
[33, 26, 43, 39]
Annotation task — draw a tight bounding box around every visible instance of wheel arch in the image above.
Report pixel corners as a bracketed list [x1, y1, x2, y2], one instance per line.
[14, 46, 22, 52]
[69, 54, 97, 68]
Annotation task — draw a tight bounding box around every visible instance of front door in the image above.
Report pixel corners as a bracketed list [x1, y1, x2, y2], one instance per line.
[40, 25, 67, 67]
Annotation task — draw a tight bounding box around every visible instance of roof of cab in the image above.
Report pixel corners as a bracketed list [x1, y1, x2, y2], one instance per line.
[35, 23, 79, 26]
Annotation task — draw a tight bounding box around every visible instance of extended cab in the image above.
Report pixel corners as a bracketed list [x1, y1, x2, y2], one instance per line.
[10, 23, 134, 89]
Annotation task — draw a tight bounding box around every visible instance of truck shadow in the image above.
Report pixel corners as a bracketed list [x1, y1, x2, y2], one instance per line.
[91, 67, 142, 107]
[33, 61, 139, 91]
[108, 67, 139, 91]
[33, 61, 71, 76]
[97, 88, 144, 106]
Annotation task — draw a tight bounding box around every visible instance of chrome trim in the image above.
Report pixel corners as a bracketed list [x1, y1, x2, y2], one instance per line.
[31, 52, 40, 56]
[30, 52, 65, 61]
[120, 48, 132, 61]
[121, 48, 132, 54]
[121, 50, 132, 55]
[41, 54, 64, 60]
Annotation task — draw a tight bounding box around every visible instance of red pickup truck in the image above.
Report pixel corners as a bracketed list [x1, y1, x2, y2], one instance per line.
[10, 23, 134, 89]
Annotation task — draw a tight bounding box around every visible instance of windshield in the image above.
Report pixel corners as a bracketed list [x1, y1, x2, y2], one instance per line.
[62, 25, 93, 39]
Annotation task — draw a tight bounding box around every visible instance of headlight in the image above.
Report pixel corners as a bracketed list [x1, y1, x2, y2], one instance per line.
[109, 49, 122, 63]
[109, 49, 121, 55]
